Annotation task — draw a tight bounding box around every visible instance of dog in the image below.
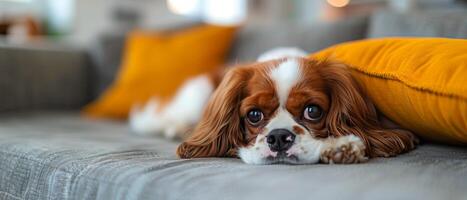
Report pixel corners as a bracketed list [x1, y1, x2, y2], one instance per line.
[130, 48, 418, 164]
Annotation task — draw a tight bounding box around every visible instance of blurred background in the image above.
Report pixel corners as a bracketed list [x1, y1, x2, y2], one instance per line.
[1, 0, 465, 46]
[0, 0, 466, 112]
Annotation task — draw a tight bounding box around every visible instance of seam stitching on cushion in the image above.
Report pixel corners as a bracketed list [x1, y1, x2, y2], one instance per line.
[349, 68, 467, 101]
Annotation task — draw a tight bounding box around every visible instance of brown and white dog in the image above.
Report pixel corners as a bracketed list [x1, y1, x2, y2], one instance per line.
[130, 48, 418, 164]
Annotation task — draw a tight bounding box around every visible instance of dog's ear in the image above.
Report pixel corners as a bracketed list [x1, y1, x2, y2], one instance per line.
[177, 67, 251, 158]
[319, 60, 416, 157]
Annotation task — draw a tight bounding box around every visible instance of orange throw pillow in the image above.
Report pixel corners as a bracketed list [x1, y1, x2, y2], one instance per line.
[311, 38, 467, 144]
[83, 25, 236, 119]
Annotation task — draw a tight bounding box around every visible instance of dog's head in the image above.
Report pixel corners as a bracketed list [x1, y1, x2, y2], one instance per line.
[177, 57, 411, 164]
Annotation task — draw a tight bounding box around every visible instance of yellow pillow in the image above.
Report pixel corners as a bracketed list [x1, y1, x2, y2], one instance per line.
[83, 25, 236, 119]
[311, 38, 467, 144]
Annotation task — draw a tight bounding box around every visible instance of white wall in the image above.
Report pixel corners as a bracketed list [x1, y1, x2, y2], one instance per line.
[70, 0, 186, 46]
[0, 0, 42, 18]
[0, 0, 214, 46]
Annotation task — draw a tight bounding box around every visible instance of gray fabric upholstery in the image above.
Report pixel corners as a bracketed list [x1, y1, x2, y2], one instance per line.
[1, 112, 466, 200]
[368, 8, 467, 38]
[89, 33, 127, 98]
[0, 44, 90, 112]
[229, 15, 368, 62]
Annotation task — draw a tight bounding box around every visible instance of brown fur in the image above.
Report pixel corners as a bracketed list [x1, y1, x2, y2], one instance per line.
[177, 58, 418, 159]
[177, 66, 250, 158]
[293, 126, 305, 135]
[176, 60, 277, 157]
[313, 59, 417, 157]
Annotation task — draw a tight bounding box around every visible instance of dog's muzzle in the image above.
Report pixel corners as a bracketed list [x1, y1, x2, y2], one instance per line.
[266, 129, 295, 152]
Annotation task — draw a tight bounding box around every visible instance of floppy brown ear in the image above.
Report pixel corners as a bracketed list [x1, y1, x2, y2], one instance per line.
[319, 61, 417, 158]
[176, 67, 251, 158]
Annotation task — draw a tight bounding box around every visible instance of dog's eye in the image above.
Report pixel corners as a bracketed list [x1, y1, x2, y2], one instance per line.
[246, 109, 263, 125]
[303, 105, 323, 122]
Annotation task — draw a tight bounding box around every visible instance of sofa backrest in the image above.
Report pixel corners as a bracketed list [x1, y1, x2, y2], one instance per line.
[228, 15, 369, 63]
[0, 43, 90, 112]
[368, 8, 467, 38]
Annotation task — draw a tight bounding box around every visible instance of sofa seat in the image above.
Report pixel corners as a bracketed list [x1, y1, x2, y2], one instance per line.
[1, 112, 466, 200]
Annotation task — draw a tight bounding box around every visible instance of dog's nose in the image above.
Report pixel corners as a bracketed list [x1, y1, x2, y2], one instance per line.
[266, 129, 295, 152]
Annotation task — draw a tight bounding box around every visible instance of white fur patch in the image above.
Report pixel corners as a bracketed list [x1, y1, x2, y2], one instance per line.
[269, 59, 301, 105]
[129, 97, 164, 135]
[287, 134, 324, 164]
[129, 75, 214, 139]
[238, 135, 275, 165]
[257, 47, 307, 62]
[265, 108, 297, 131]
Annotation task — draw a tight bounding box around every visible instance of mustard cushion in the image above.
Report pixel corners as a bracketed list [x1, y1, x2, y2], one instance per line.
[83, 25, 236, 119]
[311, 38, 467, 144]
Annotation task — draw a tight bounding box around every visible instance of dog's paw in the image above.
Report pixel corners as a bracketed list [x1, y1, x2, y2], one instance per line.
[320, 135, 368, 164]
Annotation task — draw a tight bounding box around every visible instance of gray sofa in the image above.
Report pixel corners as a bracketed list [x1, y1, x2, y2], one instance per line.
[1, 9, 467, 200]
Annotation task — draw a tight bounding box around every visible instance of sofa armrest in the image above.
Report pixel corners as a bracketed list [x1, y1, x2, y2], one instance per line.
[0, 42, 91, 112]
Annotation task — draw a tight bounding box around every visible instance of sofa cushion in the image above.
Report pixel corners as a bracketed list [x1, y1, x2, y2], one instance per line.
[368, 8, 467, 38]
[1, 112, 467, 200]
[83, 25, 236, 119]
[312, 38, 467, 144]
[88, 21, 202, 99]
